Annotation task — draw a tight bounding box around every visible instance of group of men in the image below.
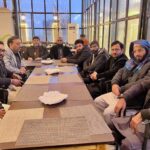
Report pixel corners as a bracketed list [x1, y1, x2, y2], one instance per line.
[0, 34, 150, 149]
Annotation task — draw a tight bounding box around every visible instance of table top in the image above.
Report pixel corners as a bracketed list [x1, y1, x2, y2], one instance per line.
[0, 60, 114, 149]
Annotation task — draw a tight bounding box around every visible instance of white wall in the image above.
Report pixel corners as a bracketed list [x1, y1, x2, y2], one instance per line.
[0, 8, 14, 48]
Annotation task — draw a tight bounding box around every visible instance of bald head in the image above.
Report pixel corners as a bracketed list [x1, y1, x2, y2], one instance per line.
[56, 37, 63, 45]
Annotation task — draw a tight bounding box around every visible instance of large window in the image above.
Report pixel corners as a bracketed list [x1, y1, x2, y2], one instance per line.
[16, 0, 83, 43]
[83, 0, 142, 55]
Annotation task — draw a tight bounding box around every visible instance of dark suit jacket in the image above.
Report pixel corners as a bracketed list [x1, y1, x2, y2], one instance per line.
[49, 45, 72, 59]
[83, 48, 109, 74]
[24, 46, 49, 60]
[67, 47, 91, 72]
[0, 61, 13, 88]
[97, 54, 128, 80]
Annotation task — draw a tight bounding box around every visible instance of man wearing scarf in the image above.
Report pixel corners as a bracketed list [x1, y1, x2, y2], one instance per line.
[94, 40, 150, 128]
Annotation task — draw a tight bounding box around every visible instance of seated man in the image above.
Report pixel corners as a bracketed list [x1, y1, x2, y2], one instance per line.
[24, 36, 49, 60]
[4, 36, 26, 77]
[49, 37, 72, 59]
[61, 39, 91, 72]
[112, 79, 150, 150]
[82, 40, 109, 79]
[0, 41, 22, 89]
[87, 41, 128, 98]
[95, 40, 150, 128]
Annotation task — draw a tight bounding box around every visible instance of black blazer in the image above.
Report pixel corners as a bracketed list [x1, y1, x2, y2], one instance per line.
[49, 45, 72, 59]
[0, 61, 12, 88]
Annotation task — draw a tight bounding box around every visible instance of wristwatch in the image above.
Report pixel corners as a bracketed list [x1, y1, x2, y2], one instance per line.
[117, 94, 124, 99]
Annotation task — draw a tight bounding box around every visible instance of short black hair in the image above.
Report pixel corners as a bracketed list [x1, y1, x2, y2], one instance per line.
[80, 34, 86, 38]
[0, 41, 4, 45]
[111, 41, 124, 49]
[7, 36, 19, 47]
[90, 40, 99, 47]
[74, 39, 84, 45]
[33, 36, 40, 40]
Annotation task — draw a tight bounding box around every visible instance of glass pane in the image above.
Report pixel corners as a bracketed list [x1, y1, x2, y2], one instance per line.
[99, 0, 104, 24]
[46, 14, 55, 28]
[118, 0, 126, 18]
[34, 29, 46, 41]
[71, 14, 81, 27]
[105, 0, 110, 22]
[99, 25, 103, 47]
[91, 27, 94, 41]
[83, 13, 86, 27]
[147, 0, 150, 14]
[109, 23, 116, 48]
[88, 8, 91, 27]
[96, 26, 99, 41]
[20, 0, 31, 12]
[116, 21, 125, 44]
[126, 19, 139, 58]
[6, 0, 13, 11]
[33, 14, 45, 28]
[91, 4, 95, 25]
[33, 0, 44, 12]
[60, 29, 67, 42]
[0, 0, 4, 7]
[78, 28, 82, 39]
[58, 0, 69, 13]
[47, 29, 53, 42]
[146, 18, 150, 41]
[103, 24, 109, 50]
[96, 0, 100, 24]
[71, 0, 82, 13]
[21, 28, 32, 42]
[59, 14, 70, 28]
[46, 0, 57, 12]
[128, 0, 141, 16]
[19, 13, 31, 28]
[111, 0, 117, 21]
[88, 28, 91, 42]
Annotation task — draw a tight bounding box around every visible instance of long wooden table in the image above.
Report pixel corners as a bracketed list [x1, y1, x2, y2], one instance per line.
[0, 60, 114, 150]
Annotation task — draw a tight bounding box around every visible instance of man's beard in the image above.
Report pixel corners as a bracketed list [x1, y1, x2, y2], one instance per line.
[134, 57, 145, 63]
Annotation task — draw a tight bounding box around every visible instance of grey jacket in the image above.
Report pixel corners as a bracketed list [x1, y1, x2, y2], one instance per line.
[3, 48, 24, 74]
[112, 62, 150, 93]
